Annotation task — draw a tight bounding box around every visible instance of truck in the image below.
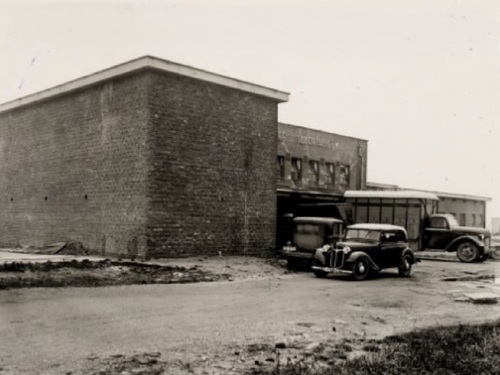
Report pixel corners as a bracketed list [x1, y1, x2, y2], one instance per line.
[344, 190, 492, 263]
[281, 216, 344, 270]
[278, 203, 351, 269]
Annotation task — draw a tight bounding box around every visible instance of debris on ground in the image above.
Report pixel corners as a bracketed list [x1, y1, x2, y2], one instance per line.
[88, 352, 166, 375]
[0, 259, 231, 289]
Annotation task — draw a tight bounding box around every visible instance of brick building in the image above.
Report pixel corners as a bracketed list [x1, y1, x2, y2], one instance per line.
[276, 123, 368, 217]
[366, 182, 490, 228]
[0, 56, 289, 257]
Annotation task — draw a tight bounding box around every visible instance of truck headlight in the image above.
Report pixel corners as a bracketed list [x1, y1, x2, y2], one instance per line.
[342, 246, 351, 254]
[322, 244, 331, 251]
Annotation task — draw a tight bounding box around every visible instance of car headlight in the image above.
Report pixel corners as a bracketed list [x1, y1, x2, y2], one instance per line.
[342, 246, 351, 254]
[479, 234, 485, 240]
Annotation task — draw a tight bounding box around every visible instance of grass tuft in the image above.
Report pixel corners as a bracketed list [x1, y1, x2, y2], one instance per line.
[250, 320, 500, 375]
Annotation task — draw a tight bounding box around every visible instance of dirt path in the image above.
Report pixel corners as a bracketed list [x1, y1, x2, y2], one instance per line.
[0, 258, 499, 374]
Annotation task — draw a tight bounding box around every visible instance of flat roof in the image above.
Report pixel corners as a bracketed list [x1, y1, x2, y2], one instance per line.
[279, 122, 368, 142]
[406, 189, 492, 202]
[294, 217, 343, 224]
[366, 182, 491, 202]
[347, 223, 407, 232]
[344, 190, 439, 201]
[0, 56, 290, 114]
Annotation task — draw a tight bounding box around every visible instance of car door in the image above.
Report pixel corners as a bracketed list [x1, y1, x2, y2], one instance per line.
[379, 231, 401, 267]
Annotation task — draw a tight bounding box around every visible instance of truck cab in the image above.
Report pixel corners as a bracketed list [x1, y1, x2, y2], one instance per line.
[422, 213, 491, 262]
[281, 217, 344, 270]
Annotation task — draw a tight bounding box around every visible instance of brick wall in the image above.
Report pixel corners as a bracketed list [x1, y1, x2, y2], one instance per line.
[146, 71, 278, 257]
[0, 68, 281, 258]
[277, 123, 367, 192]
[0, 73, 150, 256]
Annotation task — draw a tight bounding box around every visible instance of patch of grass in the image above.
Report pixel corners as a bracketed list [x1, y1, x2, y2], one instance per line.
[251, 320, 500, 375]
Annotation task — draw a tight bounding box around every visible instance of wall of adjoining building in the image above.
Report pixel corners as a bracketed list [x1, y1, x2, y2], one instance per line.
[277, 123, 367, 193]
[436, 197, 486, 228]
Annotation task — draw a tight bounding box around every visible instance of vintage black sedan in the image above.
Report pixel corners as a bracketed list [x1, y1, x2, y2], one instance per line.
[311, 223, 418, 281]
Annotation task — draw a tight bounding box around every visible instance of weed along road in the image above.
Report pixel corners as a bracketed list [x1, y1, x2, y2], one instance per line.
[1, 259, 500, 374]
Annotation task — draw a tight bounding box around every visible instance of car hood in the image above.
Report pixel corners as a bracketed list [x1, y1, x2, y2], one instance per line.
[451, 226, 490, 236]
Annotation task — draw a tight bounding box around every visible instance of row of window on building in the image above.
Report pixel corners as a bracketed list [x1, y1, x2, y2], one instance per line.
[448, 212, 484, 227]
[277, 156, 350, 186]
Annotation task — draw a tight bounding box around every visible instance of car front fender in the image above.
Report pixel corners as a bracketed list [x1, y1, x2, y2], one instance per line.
[312, 246, 330, 266]
[346, 251, 380, 271]
[401, 248, 418, 263]
[445, 236, 484, 253]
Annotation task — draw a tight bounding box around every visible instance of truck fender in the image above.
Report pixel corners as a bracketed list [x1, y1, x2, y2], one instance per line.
[346, 251, 380, 272]
[401, 248, 418, 264]
[445, 236, 484, 253]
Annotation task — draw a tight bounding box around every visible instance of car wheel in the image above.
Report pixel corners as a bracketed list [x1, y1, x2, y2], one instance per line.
[313, 270, 328, 278]
[351, 258, 370, 281]
[456, 242, 479, 263]
[312, 258, 328, 278]
[398, 254, 413, 277]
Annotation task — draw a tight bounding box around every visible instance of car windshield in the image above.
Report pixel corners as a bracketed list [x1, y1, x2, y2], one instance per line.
[345, 229, 381, 242]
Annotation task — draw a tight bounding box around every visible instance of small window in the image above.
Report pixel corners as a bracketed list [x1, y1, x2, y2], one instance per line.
[472, 214, 476, 226]
[459, 213, 466, 226]
[479, 214, 484, 227]
[430, 217, 447, 228]
[325, 162, 335, 185]
[277, 156, 285, 180]
[339, 164, 350, 187]
[291, 158, 302, 182]
[309, 160, 319, 183]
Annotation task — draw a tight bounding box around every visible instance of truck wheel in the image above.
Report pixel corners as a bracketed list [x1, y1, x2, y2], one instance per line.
[476, 253, 489, 262]
[456, 242, 479, 263]
[398, 254, 413, 277]
[287, 259, 300, 271]
[352, 258, 370, 281]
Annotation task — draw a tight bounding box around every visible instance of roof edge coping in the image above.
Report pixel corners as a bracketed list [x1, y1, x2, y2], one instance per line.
[0, 55, 290, 114]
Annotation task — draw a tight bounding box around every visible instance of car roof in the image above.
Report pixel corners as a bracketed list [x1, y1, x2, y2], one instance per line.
[347, 223, 407, 232]
[293, 217, 343, 224]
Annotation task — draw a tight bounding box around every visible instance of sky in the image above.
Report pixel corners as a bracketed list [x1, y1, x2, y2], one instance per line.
[1, 0, 499, 223]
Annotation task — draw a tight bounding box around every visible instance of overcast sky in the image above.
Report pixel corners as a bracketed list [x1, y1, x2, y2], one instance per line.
[1, 0, 499, 223]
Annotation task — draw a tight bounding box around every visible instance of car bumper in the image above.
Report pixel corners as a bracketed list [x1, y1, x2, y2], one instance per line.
[311, 266, 352, 275]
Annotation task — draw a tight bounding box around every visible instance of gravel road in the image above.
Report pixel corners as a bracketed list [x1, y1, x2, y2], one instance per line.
[0, 258, 499, 374]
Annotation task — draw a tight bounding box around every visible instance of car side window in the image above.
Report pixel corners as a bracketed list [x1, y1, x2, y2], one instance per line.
[381, 232, 396, 243]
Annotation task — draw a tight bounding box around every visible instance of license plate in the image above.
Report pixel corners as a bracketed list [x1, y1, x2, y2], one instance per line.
[282, 246, 297, 252]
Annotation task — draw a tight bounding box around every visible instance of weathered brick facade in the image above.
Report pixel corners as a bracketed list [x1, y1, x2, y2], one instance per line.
[0, 74, 150, 256]
[277, 123, 367, 194]
[146, 71, 280, 257]
[0, 57, 288, 257]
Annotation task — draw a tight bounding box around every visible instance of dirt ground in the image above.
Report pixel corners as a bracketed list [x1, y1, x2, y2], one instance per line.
[0, 255, 499, 375]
